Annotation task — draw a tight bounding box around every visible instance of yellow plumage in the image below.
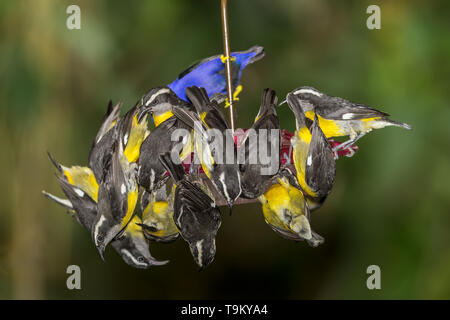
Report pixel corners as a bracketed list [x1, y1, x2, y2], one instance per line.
[153, 110, 175, 128]
[62, 166, 99, 201]
[141, 188, 179, 240]
[304, 111, 345, 138]
[120, 189, 138, 229]
[124, 114, 150, 163]
[291, 127, 317, 198]
[258, 177, 311, 239]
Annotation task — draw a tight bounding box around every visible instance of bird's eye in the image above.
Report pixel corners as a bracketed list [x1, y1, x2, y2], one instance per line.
[96, 235, 104, 243]
[137, 256, 145, 263]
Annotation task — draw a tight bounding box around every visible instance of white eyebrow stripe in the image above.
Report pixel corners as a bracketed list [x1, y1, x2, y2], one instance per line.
[196, 239, 204, 267]
[219, 172, 231, 203]
[293, 88, 323, 97]
[93, 215, 106, 245]
[120, 249, 148, 267]
[146, 88, 171, 106]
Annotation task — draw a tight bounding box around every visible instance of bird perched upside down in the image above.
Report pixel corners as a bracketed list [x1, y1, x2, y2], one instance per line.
[139, 186, 180, 243]
[173, 86, 242, 211]
[159, 153, 221, 269]
[258, 176, 324, 247]
[286, 93, 336, 211]
[43, 155, 167, 268]
[91, 104, 148, 259]
[240, 88, 280, 199]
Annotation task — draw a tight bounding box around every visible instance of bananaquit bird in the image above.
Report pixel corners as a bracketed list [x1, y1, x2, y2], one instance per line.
[240, 88, 280, 199]
[284, 86, 412, 152]
[92, 130, 139, 260]
[139, 186, 180, 243]
[168, 45, 265, 103]
[173, 86, 242, 210]
[139, 87, 189, 127]
[286, 94, 336, 210]
[91, 103, 149, 258]
[43, 158, 167, 268]
[119, 103, 150, 164]
[258, 176, 324, 247]
[159, 153, 221, 269]
[137, 90, 193, 192]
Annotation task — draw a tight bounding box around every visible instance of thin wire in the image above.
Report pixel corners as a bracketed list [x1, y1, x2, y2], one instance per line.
[221, 0, 235, 132]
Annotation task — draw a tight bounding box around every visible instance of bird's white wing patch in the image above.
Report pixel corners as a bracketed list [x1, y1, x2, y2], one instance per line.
[307, 155, 312, 166]
[74, 188, 84, 197]
[342, 113, 355, 120]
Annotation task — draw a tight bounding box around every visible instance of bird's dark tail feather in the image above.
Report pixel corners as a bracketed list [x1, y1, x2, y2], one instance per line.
[245, 45, 265, 65]
[159, 153, 185, 183]
[384, 118, 412, 130]
[185, 86, 210, 114]
[260, 88, 278, 114]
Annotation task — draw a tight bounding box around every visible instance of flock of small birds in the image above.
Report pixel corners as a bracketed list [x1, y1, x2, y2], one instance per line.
[43, 45, 411, 269]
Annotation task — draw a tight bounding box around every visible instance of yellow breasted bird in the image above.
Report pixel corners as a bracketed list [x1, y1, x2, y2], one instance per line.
[159, 153, 221, 269]
[286, 93, 336, 210]
[283, 86, 411, 152]
[90, 102, 149, 259]
[173, 86, 242, 211]
[119, 103, 150, 164]
[139, 186, 180, 243]
[240, 88, 280, 199]
[139, 87, 186, 127]
[91, 130, 139, 259]
[258, 176, 324, 247]
[43, 160, 167, 268]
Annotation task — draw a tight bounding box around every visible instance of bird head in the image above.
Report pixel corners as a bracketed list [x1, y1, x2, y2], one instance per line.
[290, 214, 312, 240]
[140, 87, 179, 118]
[215, 167, 242, 210]
[189, 236, 217, 269]
[113, 231, 169, 269]
[91, 213, 121, 260]
[292, 86, 323, 99]
[280, 86, 323, 108]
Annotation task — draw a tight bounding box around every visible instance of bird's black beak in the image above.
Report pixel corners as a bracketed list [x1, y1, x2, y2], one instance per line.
[97, 245, 106, 261]
[228, 202, 233, 216]
[137, 107, 150, 123]
[150, 258, 170, 266]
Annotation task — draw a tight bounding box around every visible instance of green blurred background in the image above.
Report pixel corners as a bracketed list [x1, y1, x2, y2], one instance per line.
[1, 0, 449, 299]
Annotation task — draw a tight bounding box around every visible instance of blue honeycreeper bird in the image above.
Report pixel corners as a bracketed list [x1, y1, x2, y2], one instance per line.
[167, 45, 265, 103]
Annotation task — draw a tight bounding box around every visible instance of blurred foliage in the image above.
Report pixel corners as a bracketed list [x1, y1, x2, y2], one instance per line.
[1, 0, 450, 299]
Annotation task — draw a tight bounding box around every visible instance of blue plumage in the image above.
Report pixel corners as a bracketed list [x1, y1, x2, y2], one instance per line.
[168, 45, 265, 102]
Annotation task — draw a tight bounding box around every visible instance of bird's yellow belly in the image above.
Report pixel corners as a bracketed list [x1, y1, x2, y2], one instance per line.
[304, 111, 347, 138]
[121, 190, 138, 229]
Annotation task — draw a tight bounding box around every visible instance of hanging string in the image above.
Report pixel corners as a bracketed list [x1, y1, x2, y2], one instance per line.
[220, 0, 235, 132]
